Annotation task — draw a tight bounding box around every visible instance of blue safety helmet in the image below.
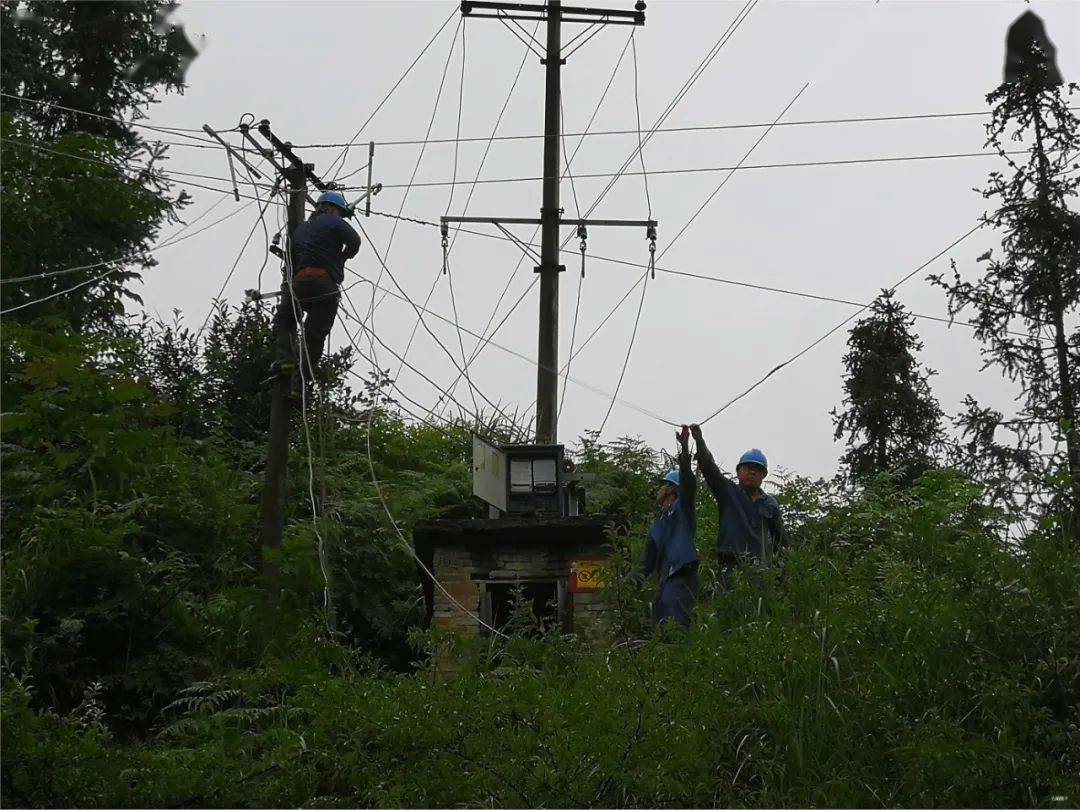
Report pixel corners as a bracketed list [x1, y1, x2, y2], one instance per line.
[737, 448, 768, 473]
[661, 469, 680, 487]
[316, 190, 351, 217]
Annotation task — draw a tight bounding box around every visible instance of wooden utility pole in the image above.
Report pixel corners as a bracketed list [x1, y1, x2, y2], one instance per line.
[258, 166, 306, 591]
[447, 1, 651, 444]
[241, 117, 381, 594]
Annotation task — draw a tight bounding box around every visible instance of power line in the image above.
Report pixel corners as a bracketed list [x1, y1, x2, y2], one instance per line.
[5, 133, 1025, 201]
[380, 204, 1038, 342]
[0, 136, 250, 186]
[327, 5, 459, 180]
[578, 0, 758, 223]
[0, 196, 252, 286]
[0, 195, 249, 314]
[660, 83, 809, 261]
[288, 107, 1049, 150]
[629, 30, 651, 220]
[0, 137, 284, 204]
[363, 15, 463, 339]
[596, 81, 811, 436]
[444, 21, 482, 417]
[353, 216, 519, 428]
[694, 222, 986, 427]
[358, 149, 1021, 191]
[194, 184, 281, 341]
[0, 91, 225, 141]
[343, 275, 672, 427]
[395, 18, 545, 416]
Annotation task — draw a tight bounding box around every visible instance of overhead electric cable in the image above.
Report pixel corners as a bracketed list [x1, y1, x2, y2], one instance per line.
[288, 107, 1064, 150]
[630, 30, 652, 219]
[0, 195, 234, 285]
[327, 5, 459, 180]
[440, 30, 635, 408]
[194, 186, 281, 341]
[353, 217, 519, 427]
[694, 222, 986, 427]
[0, 195, 248, 313]
[345, 276, 671, 423]
[362, 149, 1017, 190]
[396, 19, 543, 413]
[364, 16, 463, 332]
[595, 77, 809, 436]
[443, 21, 483, 417]
[0, 91, 224, 141]
[578, 0, 758, 220]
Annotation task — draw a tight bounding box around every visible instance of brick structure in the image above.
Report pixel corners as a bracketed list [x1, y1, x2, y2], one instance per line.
[413, 515, 611, 641]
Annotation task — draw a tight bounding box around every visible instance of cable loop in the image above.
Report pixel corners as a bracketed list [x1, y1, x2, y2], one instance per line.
[577, 224, 588, 278]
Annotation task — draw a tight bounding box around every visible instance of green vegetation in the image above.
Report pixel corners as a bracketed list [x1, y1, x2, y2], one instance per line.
[2, 4, 1078, 807]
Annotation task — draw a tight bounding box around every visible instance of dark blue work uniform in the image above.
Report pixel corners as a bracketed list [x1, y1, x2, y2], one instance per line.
[695, 443, 787, 584]
[641, 449, 700, 627]
[288, 212, 361, 368]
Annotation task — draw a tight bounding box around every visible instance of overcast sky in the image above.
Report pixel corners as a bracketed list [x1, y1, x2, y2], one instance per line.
[135, 0, 1080, 479]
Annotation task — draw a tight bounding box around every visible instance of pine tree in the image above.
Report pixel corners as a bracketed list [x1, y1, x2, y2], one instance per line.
[832, 290, 943, 487]
[931, 47, 1080, 521]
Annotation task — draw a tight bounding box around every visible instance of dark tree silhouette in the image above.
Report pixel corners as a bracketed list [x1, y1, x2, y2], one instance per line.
[931, 46, 1080, 523]
[0, 1, 196, 330]
[832, 290, 943, 487]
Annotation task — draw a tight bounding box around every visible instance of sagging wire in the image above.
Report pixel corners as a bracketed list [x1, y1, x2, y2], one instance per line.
[363, 15, 463, 374]
[443, 20, 482, 418]
[327, 5, 459, 180]
[397, 17, 543, 418]
[592, 80, 807, 437]
[338, 284, 512, 640]
[630, 29, 652, 220]
[279, 189, 338, 630]
[353, 216, 520, 429]
[438, 31, 634, 412]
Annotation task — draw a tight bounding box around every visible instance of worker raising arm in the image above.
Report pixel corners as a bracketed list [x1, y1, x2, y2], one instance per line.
[640, 425, 700, 627]
[689, 424, 787, 584]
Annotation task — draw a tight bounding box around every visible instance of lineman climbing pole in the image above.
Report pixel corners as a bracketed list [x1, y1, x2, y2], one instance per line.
[235, 119, 380, 594]
[443, 0, 654, 444]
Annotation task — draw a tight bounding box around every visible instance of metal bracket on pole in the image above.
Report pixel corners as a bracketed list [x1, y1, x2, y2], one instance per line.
[366, 141, 375, 217]
[203, 124, 266, 181]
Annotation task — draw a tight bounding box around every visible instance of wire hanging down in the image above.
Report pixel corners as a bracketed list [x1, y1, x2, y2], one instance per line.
[694, 222, 987, 427]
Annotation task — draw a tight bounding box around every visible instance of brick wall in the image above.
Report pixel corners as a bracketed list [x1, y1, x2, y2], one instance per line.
[431, 540, 610, 640]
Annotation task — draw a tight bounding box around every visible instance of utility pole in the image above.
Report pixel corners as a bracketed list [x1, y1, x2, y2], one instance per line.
[244, 119, 382, 595]
[258, 166, 306, 592]
[536, 0, 564, 446]
[447, 1, 651, 444]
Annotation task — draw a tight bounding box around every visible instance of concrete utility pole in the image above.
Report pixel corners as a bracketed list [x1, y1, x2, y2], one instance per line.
[258, 166, 306, 592]
[448, 1, 651, 445]
[535, 0, 564, 446]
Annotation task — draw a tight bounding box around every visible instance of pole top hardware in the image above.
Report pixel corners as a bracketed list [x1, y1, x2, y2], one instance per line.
[461, 1, 645, 26]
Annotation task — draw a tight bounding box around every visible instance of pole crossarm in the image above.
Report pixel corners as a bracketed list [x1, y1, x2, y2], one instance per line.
[442, 215, 657, 228]
[258, 120, 332, 192]
[462, 1, 645, 26]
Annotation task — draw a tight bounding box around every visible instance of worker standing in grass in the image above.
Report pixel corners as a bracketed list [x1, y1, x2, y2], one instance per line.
[288, 190, 361, 377]
[640, 425, 700, 627]
[689, 424, 787, 587]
